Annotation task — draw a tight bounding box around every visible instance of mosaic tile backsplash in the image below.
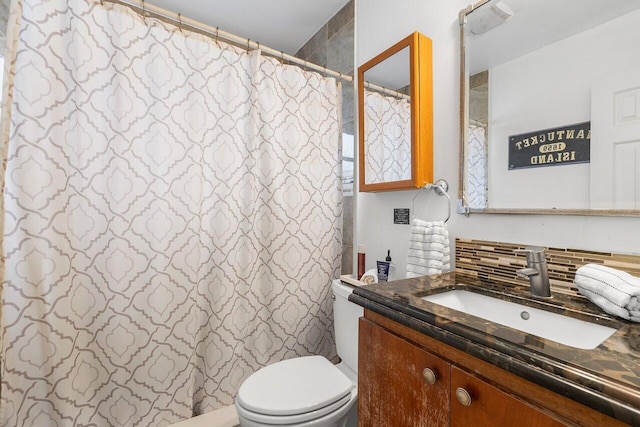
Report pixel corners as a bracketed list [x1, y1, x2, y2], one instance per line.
[455, 238, 640, 294]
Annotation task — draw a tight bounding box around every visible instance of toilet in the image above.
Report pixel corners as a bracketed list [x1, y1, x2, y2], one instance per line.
[235, 279, 363, 427]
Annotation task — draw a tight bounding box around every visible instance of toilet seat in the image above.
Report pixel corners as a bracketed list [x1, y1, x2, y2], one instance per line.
[236, 356, 354, 424]
[236, 392, 352, 425]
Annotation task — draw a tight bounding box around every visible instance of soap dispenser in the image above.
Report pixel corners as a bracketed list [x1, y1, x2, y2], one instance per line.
[386, 250, 395, 281]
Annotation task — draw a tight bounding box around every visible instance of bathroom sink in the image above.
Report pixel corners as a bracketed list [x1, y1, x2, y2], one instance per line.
[421, 289, 617, 350]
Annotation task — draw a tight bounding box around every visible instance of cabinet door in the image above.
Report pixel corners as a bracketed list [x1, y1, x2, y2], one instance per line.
[450, 366, 569, 427]
[358, 318, 450, 427]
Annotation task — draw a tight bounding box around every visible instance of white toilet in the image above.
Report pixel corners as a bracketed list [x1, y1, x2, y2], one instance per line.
[235, 280, 363, 427]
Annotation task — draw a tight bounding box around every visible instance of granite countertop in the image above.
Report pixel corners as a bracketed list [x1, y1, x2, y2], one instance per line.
[348, 272, 640, 425]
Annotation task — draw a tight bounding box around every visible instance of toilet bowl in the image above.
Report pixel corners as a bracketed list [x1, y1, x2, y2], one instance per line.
[235, 280, 362, 427]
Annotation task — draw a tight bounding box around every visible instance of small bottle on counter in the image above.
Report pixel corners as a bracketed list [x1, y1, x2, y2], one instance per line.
[377, 250, 392, 282]
[357, 244, 366, 280]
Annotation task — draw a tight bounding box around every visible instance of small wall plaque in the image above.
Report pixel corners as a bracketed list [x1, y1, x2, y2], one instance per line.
[394, 208, 410, 225]
[508, 121, 590, 170]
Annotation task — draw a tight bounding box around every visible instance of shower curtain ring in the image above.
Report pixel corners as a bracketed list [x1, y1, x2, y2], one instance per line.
[256, 41, 260, 53]
[178, 13, 182, 32]
[215, 26, 220, 44]
[247, 38, 251, 51]
[141, 0, 147, 25]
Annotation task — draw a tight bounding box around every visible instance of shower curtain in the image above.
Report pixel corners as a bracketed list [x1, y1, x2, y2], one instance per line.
[467, 123, 488, 208]
[363, 89, 411, 183]
[0, 0, 342, 425]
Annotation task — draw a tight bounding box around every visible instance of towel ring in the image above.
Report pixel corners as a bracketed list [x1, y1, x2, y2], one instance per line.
[410, 179, 451, 223]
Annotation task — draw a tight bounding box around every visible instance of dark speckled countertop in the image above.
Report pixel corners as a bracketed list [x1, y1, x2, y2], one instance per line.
[348, 272, 640, 425]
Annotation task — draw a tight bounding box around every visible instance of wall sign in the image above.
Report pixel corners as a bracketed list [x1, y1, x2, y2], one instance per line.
[508, 121, 590, 170]
[393, 208, 410, 225]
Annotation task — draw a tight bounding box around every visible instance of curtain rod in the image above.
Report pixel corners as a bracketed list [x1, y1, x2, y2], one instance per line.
[103, 0, 354, 83]
[469, 119, 487, 127]
[364, 81, 411, 101]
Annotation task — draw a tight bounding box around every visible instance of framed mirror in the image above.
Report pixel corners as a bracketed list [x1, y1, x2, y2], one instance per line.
[358, 31, 433, 192]
[459, 0, 640, 215]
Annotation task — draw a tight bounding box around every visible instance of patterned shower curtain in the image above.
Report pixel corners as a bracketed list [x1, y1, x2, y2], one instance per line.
[363, 89, 411, 184]
[467, 123, 488, 208]
[0, 1, 342, 425]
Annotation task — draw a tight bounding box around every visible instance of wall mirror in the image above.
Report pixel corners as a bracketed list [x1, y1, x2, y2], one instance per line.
[359, 31, 433, 192]
[459, 0, 640, 215]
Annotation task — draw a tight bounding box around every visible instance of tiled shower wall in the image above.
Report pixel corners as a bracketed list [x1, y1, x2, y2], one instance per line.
[295, 0, 354, 274]
[1, 0, 9, 55]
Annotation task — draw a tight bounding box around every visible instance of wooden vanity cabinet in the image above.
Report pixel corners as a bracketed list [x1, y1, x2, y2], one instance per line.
[358, 315, 601, 427]
[450, 366, 566, 427]
[358, 317, 450, 426]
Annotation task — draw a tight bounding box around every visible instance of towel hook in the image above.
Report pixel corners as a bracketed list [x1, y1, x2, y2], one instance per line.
[410, 179, 451, 223]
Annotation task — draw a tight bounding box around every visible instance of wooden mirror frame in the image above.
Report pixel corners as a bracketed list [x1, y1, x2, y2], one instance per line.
[358, 32, 433, 192]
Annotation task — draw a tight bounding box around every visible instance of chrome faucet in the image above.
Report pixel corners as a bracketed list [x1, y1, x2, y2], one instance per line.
[515, 247, 551, 298]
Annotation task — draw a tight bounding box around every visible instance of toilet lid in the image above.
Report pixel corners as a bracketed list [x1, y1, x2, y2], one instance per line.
[236, 356, 353, 417]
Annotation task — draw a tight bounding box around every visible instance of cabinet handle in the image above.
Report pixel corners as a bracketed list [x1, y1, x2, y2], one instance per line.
[422, 368, 437, 385]
[455, 387, 472, 406]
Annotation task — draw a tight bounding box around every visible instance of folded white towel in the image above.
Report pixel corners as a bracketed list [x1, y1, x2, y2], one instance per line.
[406, 219, 450, 278]
[574, 264, 640, 322]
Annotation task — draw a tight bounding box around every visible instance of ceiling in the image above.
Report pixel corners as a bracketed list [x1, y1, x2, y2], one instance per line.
[467, 0, 640, 74]
[148, 0, 350, 54]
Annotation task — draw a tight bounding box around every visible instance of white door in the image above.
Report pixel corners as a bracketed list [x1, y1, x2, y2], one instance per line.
[590, 68, 640, 209]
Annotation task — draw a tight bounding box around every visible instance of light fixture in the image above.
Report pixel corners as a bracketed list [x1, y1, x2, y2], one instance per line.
[467, 1, 513, 35]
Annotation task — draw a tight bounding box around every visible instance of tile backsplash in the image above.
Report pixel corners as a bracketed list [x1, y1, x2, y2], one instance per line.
[455, 238, 640, 294]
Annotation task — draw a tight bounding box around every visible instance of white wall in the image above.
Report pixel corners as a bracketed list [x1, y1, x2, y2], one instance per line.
[356, 0, 640, 279]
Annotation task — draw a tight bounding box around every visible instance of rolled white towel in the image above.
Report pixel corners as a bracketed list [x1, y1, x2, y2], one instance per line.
[574, 264, 640, 322]
[360, 268, 378, 285]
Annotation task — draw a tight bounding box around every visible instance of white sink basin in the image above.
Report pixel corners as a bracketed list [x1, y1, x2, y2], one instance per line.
[422, 290, 617, 350]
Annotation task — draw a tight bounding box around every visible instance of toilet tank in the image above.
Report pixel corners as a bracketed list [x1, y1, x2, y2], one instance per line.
[331, 280, 364, 373]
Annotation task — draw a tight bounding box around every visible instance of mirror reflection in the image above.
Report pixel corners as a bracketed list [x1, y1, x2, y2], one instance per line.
[363, 47, 411, 185]
[461, 0, 640, 213]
